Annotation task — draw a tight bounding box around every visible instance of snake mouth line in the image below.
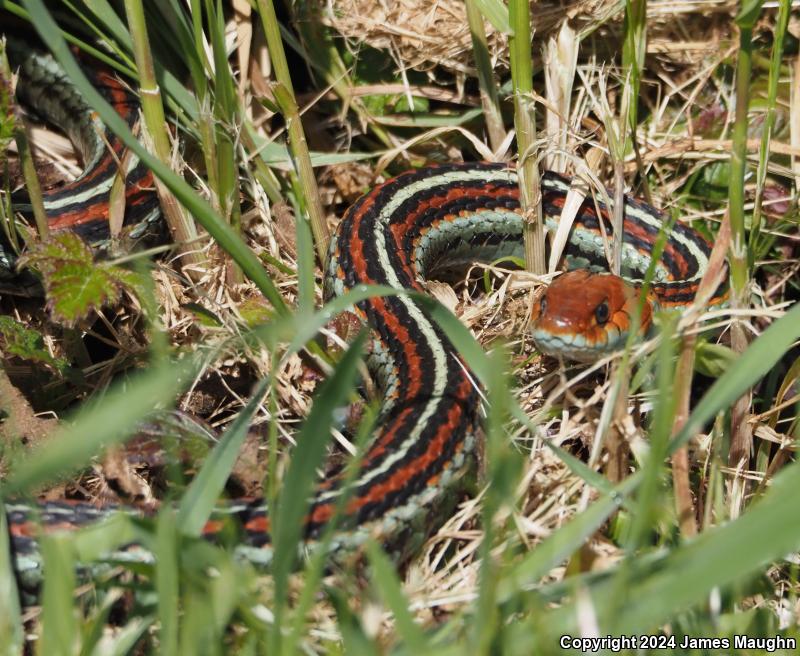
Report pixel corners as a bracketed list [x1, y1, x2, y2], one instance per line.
[531, 329, 626, 363]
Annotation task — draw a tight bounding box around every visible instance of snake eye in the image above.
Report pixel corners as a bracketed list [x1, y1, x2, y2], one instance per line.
[594, 301, 610, 325]
[539, 296, 548, 315]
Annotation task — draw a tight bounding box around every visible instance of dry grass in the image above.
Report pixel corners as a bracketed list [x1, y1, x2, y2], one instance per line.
[324, 0, 740, 74]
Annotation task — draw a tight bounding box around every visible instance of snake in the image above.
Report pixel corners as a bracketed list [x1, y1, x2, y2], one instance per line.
[2, 42, 727, 593]
[1, 36, 161, 278]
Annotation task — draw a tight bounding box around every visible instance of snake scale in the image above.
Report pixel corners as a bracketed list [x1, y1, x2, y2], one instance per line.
[2, 40, 727, 592]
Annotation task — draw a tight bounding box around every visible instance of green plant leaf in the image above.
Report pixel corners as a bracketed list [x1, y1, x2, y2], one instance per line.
[17, 233, 135, 325]
[155, 511, 179, 656]
[366, 541, 427, 652]
[327, 586, 381, 656]
[92, 616, 153, 656]
[735, 0, 765, 29]
[473, 0, 512, 34]
[182, 302, 224, 327]
[0, 316, 69, 372]
[694, 341, 737, 378]
[235, 298, 272, 328]
[39, 536, 77, 656]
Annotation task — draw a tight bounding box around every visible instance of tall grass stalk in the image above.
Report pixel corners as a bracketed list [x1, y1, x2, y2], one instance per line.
[205, 0, 245, 282]
[269, 334, 366, 654]
[508, 0, 545, 274]
[0, 501, 22, 656]
[671, 333, 700, 538]
[749, 0, 790, 253]
[728, 0, 764, 482]
[622, 0, 651, 206]
[473, 348, 521, 654]
[617, 0, 648, 269]
[287, 407, 376, 650]
[186, 0, 220, 212]
[13, 120, 47, 237]
[611, 0, 647, 274]
[155, 511, 179, 656]
[123, 0, 204, 271]
[622, 0, 646, 134]
[255, 0, 330, 263]
[1, 41, 47, 238]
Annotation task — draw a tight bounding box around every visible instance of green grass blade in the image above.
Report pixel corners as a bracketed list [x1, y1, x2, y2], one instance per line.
[0, 499, 23, 655]
[284, 286, 490, 380]
[521, 414, 622, 498]
[728, 0, 763, 296]
[90, 617, 152, 656]
[79, 590, 124, 656]
[156, 511, 179, 656]
[622, 0, 647, 135]
[749, 0, 790, 252]
[414, 295, 492, 383]
[66, 0, 199, 118]
[246, 128, 376, 168]
[497, 474, 641, 603]
[255, 0, 331, 263]
[472, 0, 511, 34]
[473, 347, 518, 653]
[626, 314, 678, 552]
[70, 513, 139, 563]
[39, 536, 77, 656]
[286, 405, 379, 650]
[283, 284, 398, 356]
[327, 586, 381, 656]
[295, 205, 316, 316]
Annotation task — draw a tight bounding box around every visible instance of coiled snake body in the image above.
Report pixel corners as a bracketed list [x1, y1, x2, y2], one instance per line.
[3, 43, 727, 590]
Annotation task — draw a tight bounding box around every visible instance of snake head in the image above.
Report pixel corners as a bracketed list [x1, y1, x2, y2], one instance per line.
[530, 270, 654, 362]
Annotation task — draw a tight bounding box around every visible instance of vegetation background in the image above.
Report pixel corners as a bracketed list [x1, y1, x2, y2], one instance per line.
[0, 0, 798, 653]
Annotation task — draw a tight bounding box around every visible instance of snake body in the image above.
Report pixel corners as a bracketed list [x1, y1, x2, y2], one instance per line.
[4, 44, 726, 590]
[2, 39, 161, 276]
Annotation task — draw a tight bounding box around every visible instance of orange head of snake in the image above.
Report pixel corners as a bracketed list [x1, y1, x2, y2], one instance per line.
[530, 270, 655, 362]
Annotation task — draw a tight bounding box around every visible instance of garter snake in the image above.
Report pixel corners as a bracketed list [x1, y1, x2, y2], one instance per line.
[3, 42, 727, 591]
